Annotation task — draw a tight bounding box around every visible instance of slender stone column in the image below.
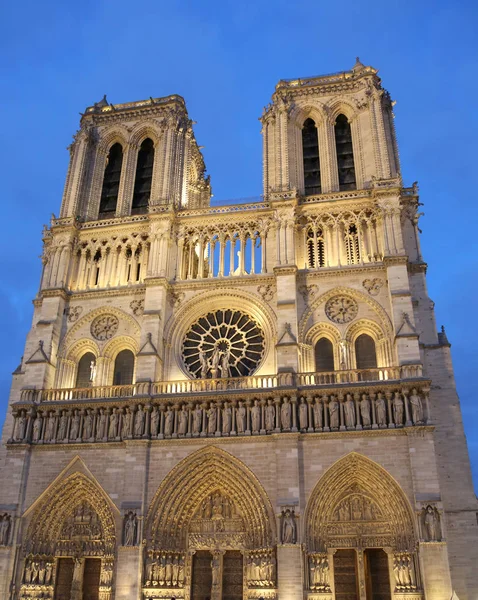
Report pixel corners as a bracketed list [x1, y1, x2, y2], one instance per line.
[70, 557, 85, 600]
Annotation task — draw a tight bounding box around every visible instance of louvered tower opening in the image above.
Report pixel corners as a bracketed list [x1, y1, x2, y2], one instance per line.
[302, 118, 321, 195]
[335, 114, 356, 190]
[132, 138, 154, 214]
[99, 143, 123, 218]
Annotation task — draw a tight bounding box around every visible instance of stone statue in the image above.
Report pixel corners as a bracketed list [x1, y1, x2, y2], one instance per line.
[45, 561, 53, 585]
[210, 346, 221, 379]
[134, 405, 145, 437]
[90, 360, 97, 383]
[178, 555, 185, 584]
[251, 400, 261, 432]
[281, 397, 291, 430]
[83, 409, 93, 440]
[164, 407, 174, 436]
[344, 394, 355, 428]
[207, 402, 217, 434]
[45, 411, 56, 441]
[193, 404, 202, 434]
[236, 401, 246, 434]
[211, 554, 220, 587]
[265, 399, 275, 432]
[360, 394, 371, 427]
[299, 397, 308, 430]
[281, 508, 297, 544]
[70, 410, 80, 440]
[124, 511, 137, 546]
[165, 554, 173, 584]
[375, 392, 387, 427]
[222, 402, 232, 434]
[96, 408, 106, 439]
[32, 414, 42, 442]
[220, 348, 231, 378]
[199, 347, 209, 379]
[314, 398, 323, 429]
[150, 406, 159, 436]
[158, 554, 166, 584]
[424, 505, 439, 541]
[393, 392, 404, 426]
[0, 515, 11, 545]
[329, 395, 339, 428]
[122, 408, 131, 438]
[178, 406, 188, 436]
[339, 339, 347, 367]
[38, 562, 46, 584]
[172, 554, 179, 585]
[15, 411, 26, 441]
[58, 410, 68, 440]
[410, 388, 424, 424]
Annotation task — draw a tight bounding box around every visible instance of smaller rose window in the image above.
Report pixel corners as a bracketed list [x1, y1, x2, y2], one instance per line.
[325, 296, 358, 324]
[91, 314, 119, 341]
[182, 309, 265, 379]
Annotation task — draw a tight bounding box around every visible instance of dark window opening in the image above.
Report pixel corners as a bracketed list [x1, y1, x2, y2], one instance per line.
[355, 334, 377, 370]
[136, 263, 141, 281]
[113, 349, 135, 385]
[99, 143, 123, 218]
[307, 227, 325, 268]
[302, 118, 321, 195]
[315, 338, 335, 372]
[76, 352, 96, 388]
[132, 138, 154, 214]
[335, 114, 356, 191]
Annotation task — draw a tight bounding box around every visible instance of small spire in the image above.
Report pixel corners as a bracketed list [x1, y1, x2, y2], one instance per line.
[94, 94, 109, 109]
[352, 56, 365, 71]
[438, 325, 450, 346]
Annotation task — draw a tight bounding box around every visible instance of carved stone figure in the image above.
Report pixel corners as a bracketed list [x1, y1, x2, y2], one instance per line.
[45, 561, 53, 584]
[108, 409, 117, 439]
[393, 392, 404, 426]
[265, 399, 275, 431]
[70, 410, 80, 440]
[199, 347, 209, 379]
[0, 515, 11, 545]
[164, 407, 174, 436]
[84, 409, 93, 440]
[251, 399, 261, 432]
[15, 411, 26, 441]
[236, 401, 246, 433]
[134, 405, 145, 437]
[178, 406, 188, 436]
[299, 397, 308, 430]
[33, 414, 42, 442]
[281, 508, 297, 544]
[410, 388, 424, 424]
[150, 406, 159, 436]
[96, 408, 106, 439]
[193, 404, 202, 434]
[57, 410, 68, 440]
[90, 360, 97, 382]
[222, 402, 232, 434]
[376, 392, 387, 426]
[124, 511, 137, 546]
[122, 408, 131, 438]
[220, 348, 231, 378]
[46, 411, 56, 441]
[211, 554, 220, 587]
[210, 346, 221, 379]
[344, 394, 356, 428]
[207, 402, 217, 434]
[38, 561, 46, 584]
[424, 505, 439, 541]
[281, 397, 291, 430]
[329, 395, 339, 428]
[360, 394, 371, 427]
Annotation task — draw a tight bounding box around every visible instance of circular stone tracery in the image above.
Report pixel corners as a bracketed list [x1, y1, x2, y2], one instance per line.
[325, 296, 358, 324]
[182, 309, 265, 378]
[90, 314, 119, 341]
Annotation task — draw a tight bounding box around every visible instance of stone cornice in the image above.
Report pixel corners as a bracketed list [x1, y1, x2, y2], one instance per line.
[300, 263, 386, 280]
[68, 286, 146, 301]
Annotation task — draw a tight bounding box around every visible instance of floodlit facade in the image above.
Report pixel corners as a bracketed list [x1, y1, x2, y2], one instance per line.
[0, 59, 477, 600]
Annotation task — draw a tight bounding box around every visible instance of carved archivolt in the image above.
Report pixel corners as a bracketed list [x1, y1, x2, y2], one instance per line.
[305, 453, 416, 553]
[24, 471, 117, 556]
[146, 446, 276, 550]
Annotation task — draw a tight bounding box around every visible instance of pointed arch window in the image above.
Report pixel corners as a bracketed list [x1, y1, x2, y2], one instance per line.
[345, 224, 361, 265]
[314, 338, 335, 372]
[132, 138, 154, 214]
[355, 334, 377, 369]
[335, 114, 356, 190]
[307, 227, 325, 268]
[99, 143, 123, 218]
[113, 350, 135, 385]
[76, 352, 96, 388]
[302, 118, 321, 195]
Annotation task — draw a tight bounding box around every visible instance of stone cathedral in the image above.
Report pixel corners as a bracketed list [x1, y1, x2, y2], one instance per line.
[0, 59, 477, 600]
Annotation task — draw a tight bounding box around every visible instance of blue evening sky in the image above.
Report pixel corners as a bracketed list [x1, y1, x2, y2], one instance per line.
[0, 1, 477, 487]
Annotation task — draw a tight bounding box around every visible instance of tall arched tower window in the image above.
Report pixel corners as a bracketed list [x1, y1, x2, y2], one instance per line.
[334, 114, 356, 190]
[345, 224, 361, 265]
[99, 143, 123, 218]
[307, 227, 325, 268]
[132, 138, 154, 214]
[355, 334, 377, 369]
[314, 338, 334, 372]
[302, 118, 321, 195]
[113, 350, 135, 385]
[76, 352, 96, 388]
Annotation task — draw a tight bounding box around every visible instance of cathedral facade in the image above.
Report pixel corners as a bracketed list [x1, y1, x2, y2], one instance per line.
[0, 59, 477, 600]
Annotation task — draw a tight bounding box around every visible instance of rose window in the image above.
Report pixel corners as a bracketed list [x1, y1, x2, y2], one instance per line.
[325, 296, 358, 324]
[182, 309, 265, 379]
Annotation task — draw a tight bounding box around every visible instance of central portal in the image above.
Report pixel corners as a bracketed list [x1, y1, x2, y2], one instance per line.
[190, 550, 244, 600]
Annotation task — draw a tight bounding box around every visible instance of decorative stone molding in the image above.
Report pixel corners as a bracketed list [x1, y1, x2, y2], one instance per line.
[362, 278, 384, 296]
[325, 295, 358, 324]
[130, 299, 144, 316]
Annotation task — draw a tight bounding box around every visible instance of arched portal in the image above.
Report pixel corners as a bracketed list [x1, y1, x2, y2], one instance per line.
[20, 472, 117, 600]
[304, 453, 420, 599]
[145, 446, 277, 600]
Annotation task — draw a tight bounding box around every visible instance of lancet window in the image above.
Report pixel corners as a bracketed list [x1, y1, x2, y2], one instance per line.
[307, 226, 325, 268]
[76, 352, 96, 388]
[335, 114, 356, 190]
[132, 138, 154, 214]
[99, 143, 123, 218]
[355, 334, 377, 369]
[344, 224, 361, 264]
[302, 118, 321, 195]
[314, 338, 334, 372]
[113, 350, 135, 386]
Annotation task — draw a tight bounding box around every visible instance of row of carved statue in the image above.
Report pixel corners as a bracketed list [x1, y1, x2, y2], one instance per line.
[10, 388, 428, 445]
[144, 551, 186, 587]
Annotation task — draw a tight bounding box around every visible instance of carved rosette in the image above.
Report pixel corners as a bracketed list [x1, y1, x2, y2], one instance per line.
[90, 314, 119, 341]
[325, 296, 358, 324]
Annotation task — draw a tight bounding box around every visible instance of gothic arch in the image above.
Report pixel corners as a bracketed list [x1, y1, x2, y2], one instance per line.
[97, 125, 130, 153]
[102, 335, 139, 360]
[345, 318, 393, 368]
[325, 98, 359, 125]
[129, 121, 162, 147]
[305, 453, 416, 553]
[65, 338, 100, 362]
[302, 322, 341, 372]
[146, 446, 276, 550]
[289, 102, 327, 128]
